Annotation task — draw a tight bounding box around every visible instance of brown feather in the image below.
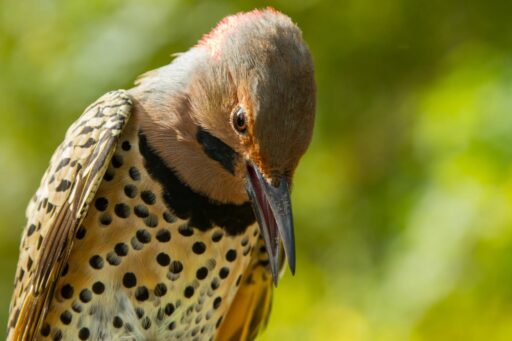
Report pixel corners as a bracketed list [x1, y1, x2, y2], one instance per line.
[7, 90, 132, 341]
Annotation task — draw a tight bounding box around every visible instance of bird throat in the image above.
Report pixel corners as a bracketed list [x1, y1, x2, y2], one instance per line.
[138, 131, 255, 236]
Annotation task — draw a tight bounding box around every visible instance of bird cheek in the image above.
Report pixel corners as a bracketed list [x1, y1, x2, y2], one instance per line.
[244, 148, 267, 176]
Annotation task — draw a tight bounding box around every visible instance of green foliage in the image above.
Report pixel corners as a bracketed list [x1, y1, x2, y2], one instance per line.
[2, 0, 512, 339]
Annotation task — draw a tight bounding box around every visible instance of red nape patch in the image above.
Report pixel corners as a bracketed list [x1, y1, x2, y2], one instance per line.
[197, 7, 281, 60]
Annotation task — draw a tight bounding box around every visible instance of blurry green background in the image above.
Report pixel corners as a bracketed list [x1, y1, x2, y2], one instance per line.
[2, 0, 512, 340]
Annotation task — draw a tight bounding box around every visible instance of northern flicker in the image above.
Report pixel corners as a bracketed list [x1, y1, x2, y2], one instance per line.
[7, 8, 315, 341]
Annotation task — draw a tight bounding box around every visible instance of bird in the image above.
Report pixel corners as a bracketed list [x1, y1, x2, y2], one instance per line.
[6, 7, 315, 341]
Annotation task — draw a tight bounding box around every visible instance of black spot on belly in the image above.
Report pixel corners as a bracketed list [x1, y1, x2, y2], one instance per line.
[156, 308, 165, 321]
[103, 168, 115, 181]
[219, 267, 229, 279]
[78, 327, 90, 340]
[184, 286, 195, 298]
[129, 167, 141, 181]
[114, 242, 128, 256]
[211, 278, 220, 290]
[134, 205, 149, 218]
[156, 229, 171, 242]
[115, 203, 130, 218]
[169, 261, 183, 274]
[213, 297, 222, 309]
[136, 229, 151, 243]
[135, 286, 149, 301]
[79, 289, 92, 303]
[95, 197, 108, 211]
[121, 141, 131, 151]
[135, 307, 144, 319]
[154, 283, 167, 297]
[112, 154, 123, 168]
[142, 316, 151, 329]
[144, 214, 158, 228]
[89, 255, 104, 269]
[192, 242, 206, 255]
[123, 272, 137, 288]
[41, 323, 51, 336]
[113, 316, 123, 328]
[196, 267, 208, 280]
[178, 224, 194, 237]
[165, 303, 175, 316]
[54, 329, 63, 340]
[216, 316, 223, 329]
[92, 281, 105, 294]
[61, 284, 74, 299]
[131, 237, 144, 251]
[124, 184, 137, 198]
[156, 252, 170, 266]
[60, 311, 72, 325]
[99, 213, 112, 226]
[211, 231, 223, 242]
[163, 211, 176, 223]
[72, 302, 82, 313]
[138, 131, 255, 236]
[225, 249, 237, 262]
[141, 190, 156, 205]
[106, 252, 121, 265]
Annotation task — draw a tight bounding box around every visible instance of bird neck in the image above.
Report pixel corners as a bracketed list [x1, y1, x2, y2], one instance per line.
[128, 51, 248, 205]
[136, 130, 255, 235]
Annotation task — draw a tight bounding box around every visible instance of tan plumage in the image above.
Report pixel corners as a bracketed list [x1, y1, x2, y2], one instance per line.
[7, 8, 315, 341]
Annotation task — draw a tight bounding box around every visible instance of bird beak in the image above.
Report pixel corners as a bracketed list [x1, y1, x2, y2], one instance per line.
[245, 162, 295, 286]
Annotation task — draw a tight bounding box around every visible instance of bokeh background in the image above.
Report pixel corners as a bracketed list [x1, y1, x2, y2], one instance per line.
[2, 0, 512, 340]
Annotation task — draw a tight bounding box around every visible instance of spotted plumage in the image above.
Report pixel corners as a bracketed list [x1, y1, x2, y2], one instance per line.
[8, 7, 315, 341]
[8, 90, 269, 340]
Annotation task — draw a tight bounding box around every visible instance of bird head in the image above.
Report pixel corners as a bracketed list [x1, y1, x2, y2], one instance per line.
[134, 8, 315, 284]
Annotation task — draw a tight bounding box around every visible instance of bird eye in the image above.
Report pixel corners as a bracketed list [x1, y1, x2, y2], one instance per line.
[232, 107, 247, 134]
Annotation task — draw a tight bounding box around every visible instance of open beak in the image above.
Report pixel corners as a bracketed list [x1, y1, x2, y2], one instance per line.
[245, 162, 295, 286]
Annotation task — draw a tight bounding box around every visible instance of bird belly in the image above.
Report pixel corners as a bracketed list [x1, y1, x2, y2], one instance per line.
[36, 125, 260, 340]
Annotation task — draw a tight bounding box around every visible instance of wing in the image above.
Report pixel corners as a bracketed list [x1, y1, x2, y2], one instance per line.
[216, 237, 276, 341]
[7, 90, 132, 341]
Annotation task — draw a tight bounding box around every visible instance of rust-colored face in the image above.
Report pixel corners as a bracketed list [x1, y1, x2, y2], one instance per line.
[235, 69, 316, 185]
[209, 9, 317, 184]
[203, 8, 316, 283]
